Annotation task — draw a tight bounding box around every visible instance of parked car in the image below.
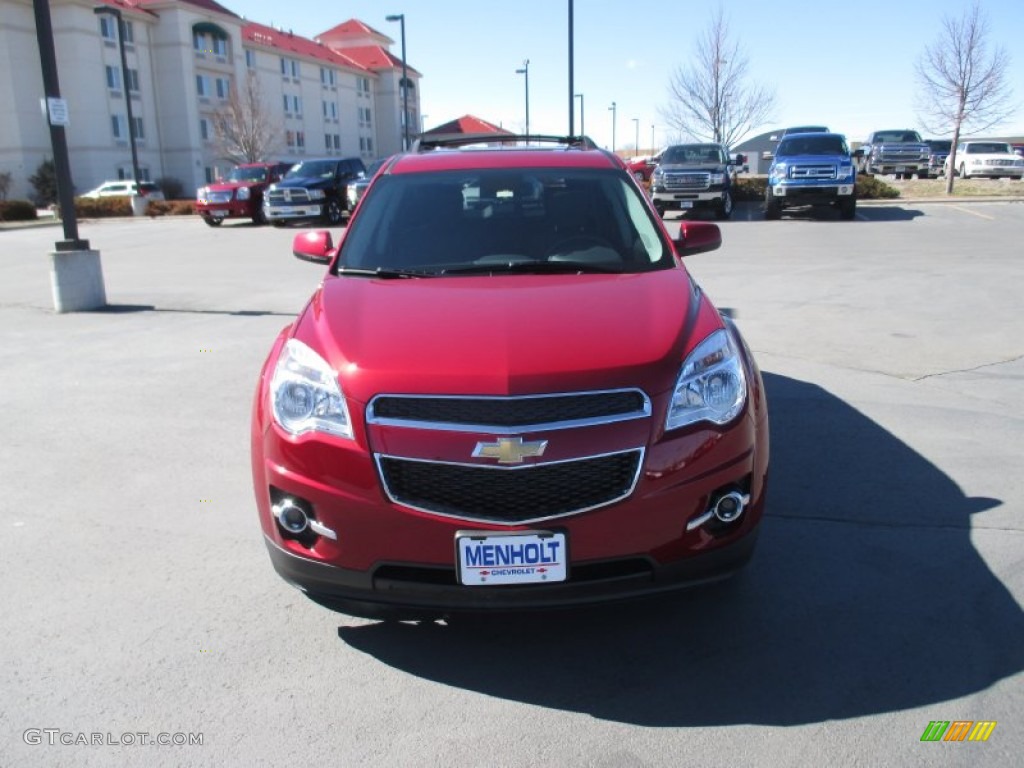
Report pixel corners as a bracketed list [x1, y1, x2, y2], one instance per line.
[80, 180, 165, 200]
[945, 141, 1024, 179]
[649, 143, 743, 219]
[251, 135, 769, 619]
[344, 157, 388, 213]
[195, 162, 292, 226]
[626, 151, 662, 182]
[855, 130, 930, 179]
[925, 140, 952, 178]
[1013, 144, 1024, 159]
[765, 132, 857, 220]
[263, 157, 366, 226]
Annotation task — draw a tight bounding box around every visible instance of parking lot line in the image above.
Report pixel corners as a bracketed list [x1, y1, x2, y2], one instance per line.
[949, 205, 996, 221]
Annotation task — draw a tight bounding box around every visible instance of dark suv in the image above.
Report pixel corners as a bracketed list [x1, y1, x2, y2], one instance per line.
[649, 143, 742, 220]
[251, 135, 769, 619]
[264, 157, 366, 226]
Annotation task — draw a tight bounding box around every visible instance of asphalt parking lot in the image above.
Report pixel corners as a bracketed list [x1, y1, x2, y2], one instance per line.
[1, 202, 1022, 767]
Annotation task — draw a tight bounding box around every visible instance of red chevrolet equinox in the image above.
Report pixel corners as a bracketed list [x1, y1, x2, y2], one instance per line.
[251, 135, 769, 619]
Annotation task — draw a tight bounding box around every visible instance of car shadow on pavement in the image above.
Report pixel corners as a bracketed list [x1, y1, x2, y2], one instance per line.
[336, 372, 1022, 726]
[95, 304, 296, 317]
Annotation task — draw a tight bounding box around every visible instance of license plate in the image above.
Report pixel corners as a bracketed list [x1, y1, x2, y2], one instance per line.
[678, 201, 693, 209]
[895, 166, 906, 172]
[211, 211, 226, 219]
[456, 531, 567, 586]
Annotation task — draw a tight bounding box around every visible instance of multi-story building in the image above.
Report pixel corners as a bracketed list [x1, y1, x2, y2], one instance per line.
[0, 0, 421, 199]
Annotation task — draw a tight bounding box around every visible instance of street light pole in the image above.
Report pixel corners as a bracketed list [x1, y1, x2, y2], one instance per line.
[515, 59, 530, 136]
[632, 118, 639, 157]
[609, 102, 616, 153]
[385, 14, 409, 151]
[94, 6, 140, 187]
[568, 0, 574, 136]
[651, 124, 655, 155]
[575, 93, 584, 138]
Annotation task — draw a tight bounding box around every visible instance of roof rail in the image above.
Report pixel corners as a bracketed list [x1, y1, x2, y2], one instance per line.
[414, 134, 599, 152]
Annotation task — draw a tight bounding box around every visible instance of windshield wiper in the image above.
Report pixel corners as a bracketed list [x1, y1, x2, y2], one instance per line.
[335, 267, 437, 279]
[440, 260, 626, 276]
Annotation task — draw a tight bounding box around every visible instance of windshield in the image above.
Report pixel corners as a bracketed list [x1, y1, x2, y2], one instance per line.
[338, 168, 670, 275]
[777, 135, 849, 157]
[226, 166, 268, 182]
[286, 160, 337, 179]
[783, 126, 828, 135]
[875, 131, 924, 143]
[660, 145, 727, 165]
[965, 143, 1012, 154]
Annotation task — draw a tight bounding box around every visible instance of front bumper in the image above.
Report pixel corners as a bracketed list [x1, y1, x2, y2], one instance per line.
[650, 188, 728, 209]
[265, 526, 759, 617]
[771, 182, 854, 205]
[196, 201, 255, 219]
[265, 204, 324, 221]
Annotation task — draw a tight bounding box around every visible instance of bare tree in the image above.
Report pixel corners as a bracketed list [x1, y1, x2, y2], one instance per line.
[213, 70, 281, 165]
[660, 7, 775, 149]
[916, 0, 1014, 194]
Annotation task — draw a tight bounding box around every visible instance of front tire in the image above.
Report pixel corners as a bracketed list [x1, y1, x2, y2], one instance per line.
[764, 190, 782, 220]
[838, 196, 856, 221]
[202, 216, 222, 227]
[715, 190, 733, 220]
[251, 206, 267, 226]
[325, 198, 344, 225]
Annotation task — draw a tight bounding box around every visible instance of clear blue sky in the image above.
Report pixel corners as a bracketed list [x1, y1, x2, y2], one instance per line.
[231, 0, 1023, 151]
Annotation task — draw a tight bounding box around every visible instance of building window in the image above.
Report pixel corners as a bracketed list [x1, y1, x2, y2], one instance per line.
[296, 131, 305, 149]
[324, 133, 331, 151]
[126, 68, 140, 93]
[286, 130, 295, 148]
[99, 16, 116, 41]
[322, 101, 337, 120]
[215, 77, 230, 100]
[358, 107, 372, 126]
[280, 57, 287, 75]
[196, 74, 210, 98]
[359, 137, 366, 152]
[292, 95, 302, 116]
[357, 76, 370, 95]
[320, 67, 336, 86]
[334, 134, 341, 150]
[281, 57, 299, 78]
[105, 65, 121, 91]
[283, 94, 290, 114]
[122, 21, 134, 45]
[213, 37, 227, 56]
[131, 117, 144, 140]
[366, 137, 373, 153]
[290, 60, 300, 78]
[193, 31, 206, 52]
[205, 167, 216, 184]
[245, 49, 256, 68]
[111, 114, 127, 139]
[200, 118, 210, 141]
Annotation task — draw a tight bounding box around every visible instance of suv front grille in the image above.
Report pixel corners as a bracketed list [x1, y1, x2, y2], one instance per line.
[266, 188, 313, 204]
[662, 172, 710, 191]
[790, 165, 837, 179]
[377, 449, 643, 524]
[369, 390, 649, 429]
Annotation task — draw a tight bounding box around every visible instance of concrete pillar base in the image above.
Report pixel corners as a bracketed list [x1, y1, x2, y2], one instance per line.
[48, 249, 107, 313]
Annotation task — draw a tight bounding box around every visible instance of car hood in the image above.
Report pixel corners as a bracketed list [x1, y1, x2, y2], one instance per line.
[293, 270, 705, 402]
[276, 176, 334, 190]
[206, 180, 262, 191]
[658, 163, 728, 173]
[775, 153, 850, 165]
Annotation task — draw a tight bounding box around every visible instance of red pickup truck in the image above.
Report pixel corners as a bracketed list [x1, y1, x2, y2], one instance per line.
[196, 162, 292, 226]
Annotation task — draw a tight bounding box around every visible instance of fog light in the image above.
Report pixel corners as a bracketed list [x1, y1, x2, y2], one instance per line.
[273, 498, 309, 534]
[713, 491, 748, 523]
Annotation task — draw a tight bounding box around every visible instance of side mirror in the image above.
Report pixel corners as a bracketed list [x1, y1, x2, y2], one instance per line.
[769, 134, 780, 142]
[674, 221, 722, 257]
[292, 230, 334, 264]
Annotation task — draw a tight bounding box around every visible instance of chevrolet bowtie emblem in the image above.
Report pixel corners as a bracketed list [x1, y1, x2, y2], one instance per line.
[473, 437, 548, 464]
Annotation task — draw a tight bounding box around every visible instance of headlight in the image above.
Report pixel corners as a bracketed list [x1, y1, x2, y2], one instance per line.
[771, 163, 788, 179]
[308, 189, 326, 200]
[970, 159, 981, 165]
[665, 328, 747, 431]
[237, 187, 251, 201]
[652, 168, 664, 181]
[837, 163, 854, 179]
[270, 339, 353, 439]
[196, 187, 207, 201]
[709, 173, 725, 185]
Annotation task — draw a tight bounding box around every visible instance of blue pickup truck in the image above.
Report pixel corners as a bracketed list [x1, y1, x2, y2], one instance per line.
[764, 133, 857, 220]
